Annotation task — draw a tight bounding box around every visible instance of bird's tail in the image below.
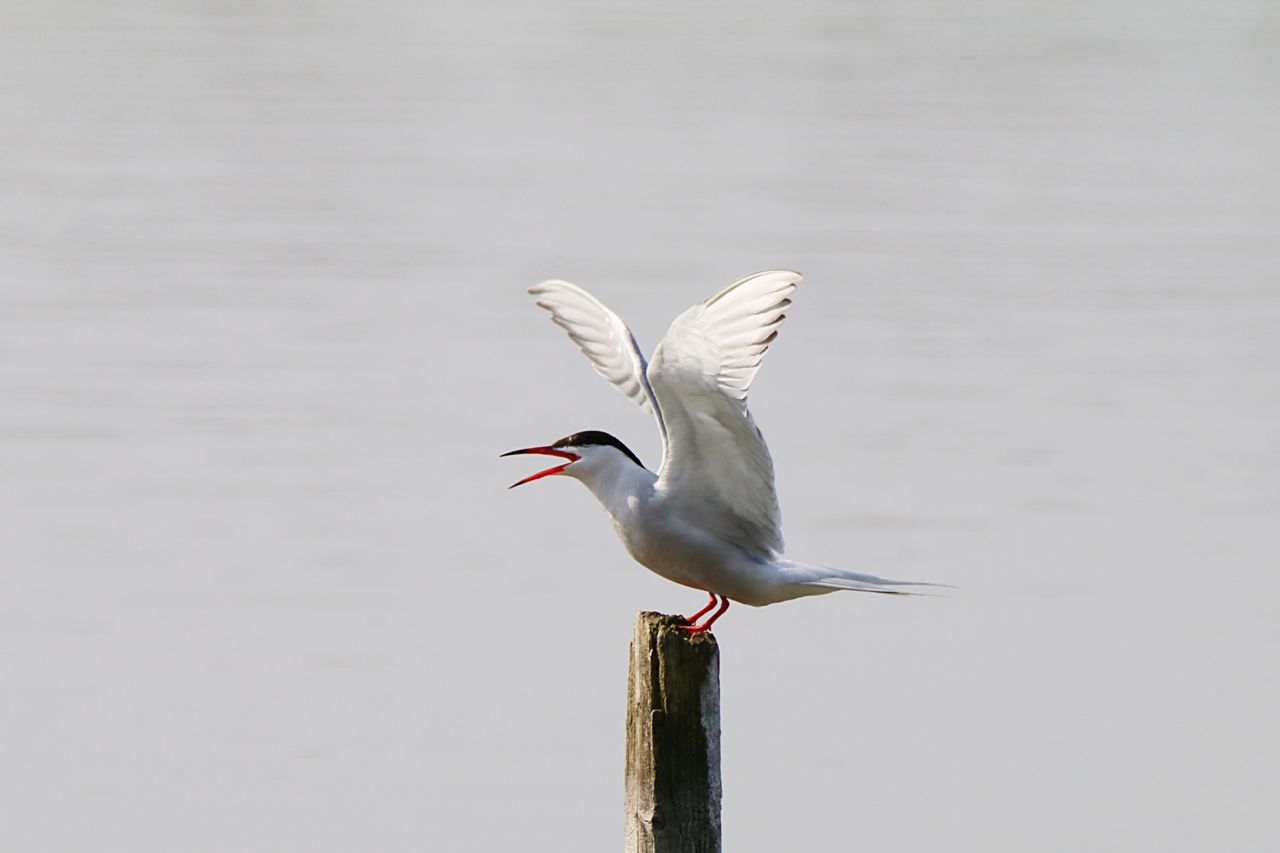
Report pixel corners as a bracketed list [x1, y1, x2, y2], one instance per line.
[777, 559, 950, 597]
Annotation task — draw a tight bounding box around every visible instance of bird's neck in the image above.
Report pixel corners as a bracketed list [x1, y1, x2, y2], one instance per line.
[575, 461, 657, 519]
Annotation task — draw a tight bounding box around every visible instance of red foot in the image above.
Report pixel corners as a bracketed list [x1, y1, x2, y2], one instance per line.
[681, 592, 718, 625]
[680, 594, 730, 633]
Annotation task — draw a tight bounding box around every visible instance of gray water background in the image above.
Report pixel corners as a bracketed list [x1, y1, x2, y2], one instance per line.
[2, 1, 1278, 850]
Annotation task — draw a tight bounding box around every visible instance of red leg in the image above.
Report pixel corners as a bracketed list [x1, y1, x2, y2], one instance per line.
[681, 595, 730, 634]
[682, 592, 718, 625]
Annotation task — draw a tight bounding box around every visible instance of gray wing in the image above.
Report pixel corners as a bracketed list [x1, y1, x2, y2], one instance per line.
[647, 271, 800, 556]
[529, 280, 667, 451]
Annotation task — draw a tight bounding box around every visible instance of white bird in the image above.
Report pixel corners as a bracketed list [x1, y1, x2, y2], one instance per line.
[503, 271, 936, 632]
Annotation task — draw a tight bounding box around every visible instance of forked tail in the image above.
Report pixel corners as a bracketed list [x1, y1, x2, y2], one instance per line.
[778, 559, 950, 597]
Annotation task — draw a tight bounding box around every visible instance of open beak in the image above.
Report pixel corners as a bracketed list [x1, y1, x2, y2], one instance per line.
[500, 446, 580, 489]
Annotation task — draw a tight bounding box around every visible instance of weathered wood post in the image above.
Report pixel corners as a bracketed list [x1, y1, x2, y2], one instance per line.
[625, 612, 722, 853]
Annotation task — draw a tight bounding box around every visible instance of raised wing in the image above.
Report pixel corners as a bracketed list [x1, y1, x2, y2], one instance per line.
[647, 270, 800, 557]
[529, 280, 667, 448]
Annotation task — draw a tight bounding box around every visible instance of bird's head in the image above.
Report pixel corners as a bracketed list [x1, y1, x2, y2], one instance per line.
[501, 430, 644, 488]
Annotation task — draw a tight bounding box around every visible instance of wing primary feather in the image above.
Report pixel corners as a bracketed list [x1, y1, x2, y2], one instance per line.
[528, 280, 668, 458]
[645, 270, 803, 557]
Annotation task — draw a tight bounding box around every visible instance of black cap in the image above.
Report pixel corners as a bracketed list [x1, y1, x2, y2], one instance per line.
[551, 431, 643, 468]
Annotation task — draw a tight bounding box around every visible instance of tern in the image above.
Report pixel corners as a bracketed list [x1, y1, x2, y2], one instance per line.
[504, 271, 934, 632]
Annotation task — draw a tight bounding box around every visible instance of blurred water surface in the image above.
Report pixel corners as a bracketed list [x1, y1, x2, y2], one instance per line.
[2, 1, 1278, 851]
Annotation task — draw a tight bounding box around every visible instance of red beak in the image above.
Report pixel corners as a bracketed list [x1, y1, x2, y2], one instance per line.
[500, 446, 580, 488]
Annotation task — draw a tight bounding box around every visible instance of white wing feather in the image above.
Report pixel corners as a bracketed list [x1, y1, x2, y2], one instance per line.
[528, 280, 667, 447]
[648, 270, 800, 557]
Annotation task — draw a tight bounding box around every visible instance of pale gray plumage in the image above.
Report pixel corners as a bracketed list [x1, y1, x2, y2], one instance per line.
[528, 280, 667, 448]
[647, 271, 797, 557]
[517, 271, 937, 615]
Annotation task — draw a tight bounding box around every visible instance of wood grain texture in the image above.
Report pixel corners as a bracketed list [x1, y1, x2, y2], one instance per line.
[625, 612, 721, 853]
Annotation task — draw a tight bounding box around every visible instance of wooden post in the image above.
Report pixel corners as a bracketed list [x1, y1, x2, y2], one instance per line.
[625, 612, 722, 853]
